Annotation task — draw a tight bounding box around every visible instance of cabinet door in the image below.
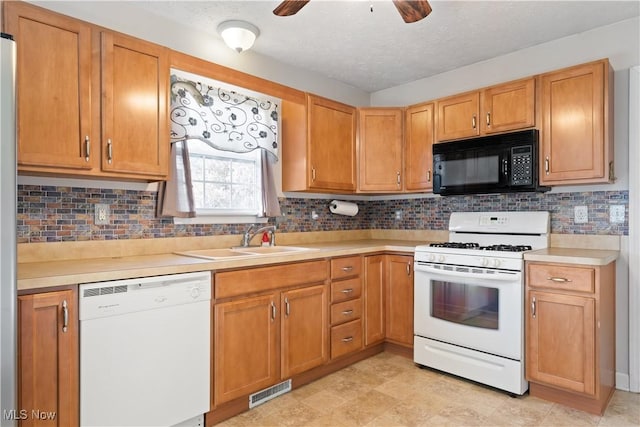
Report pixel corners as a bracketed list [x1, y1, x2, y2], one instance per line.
[281, 285, 329, 378]
[481, 78, 535, 134]
[364, 255, 385, 346]
[405, 103, 434, 191]
[100, 31, 169, 178]
[540, 60, 610, 185]
[436, 92, 479, 141]
[385, 255, 414, 346]
[307, 95, 357, 191]
[5, 2, 94, 172]
[358, 108, 404, 192]
[18, 290, 79, 427]
[214, 294, 279, 405]
[526, 290, 596, 396]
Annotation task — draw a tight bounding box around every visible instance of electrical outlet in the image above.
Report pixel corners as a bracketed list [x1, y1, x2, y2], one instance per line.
[574, 206, 588, 224]
[95, 203, 110, 225]
[394, 210, 403, 220]
[610, 205, 625, 223]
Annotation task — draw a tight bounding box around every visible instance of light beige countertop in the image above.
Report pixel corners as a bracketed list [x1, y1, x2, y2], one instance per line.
[524, 247, 619, 266]
[17, 239, 419, 291]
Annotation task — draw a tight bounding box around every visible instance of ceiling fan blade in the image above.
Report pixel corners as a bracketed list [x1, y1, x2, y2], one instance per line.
[392, 0, 432, 23]
[273, 0, 311, 17]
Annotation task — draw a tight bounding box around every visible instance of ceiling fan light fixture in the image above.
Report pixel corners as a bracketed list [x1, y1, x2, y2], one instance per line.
[217, 20, 260, 53]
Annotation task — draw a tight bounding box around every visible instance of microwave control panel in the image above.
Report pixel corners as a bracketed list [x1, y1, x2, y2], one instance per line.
[511, 146, 533, 185]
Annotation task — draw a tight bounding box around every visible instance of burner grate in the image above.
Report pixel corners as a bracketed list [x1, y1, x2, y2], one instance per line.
[478, 244, 533, 252]
[429, 242, 480, 249]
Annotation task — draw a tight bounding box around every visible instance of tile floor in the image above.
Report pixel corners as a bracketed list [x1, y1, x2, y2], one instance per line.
[217, 352, 640, 427]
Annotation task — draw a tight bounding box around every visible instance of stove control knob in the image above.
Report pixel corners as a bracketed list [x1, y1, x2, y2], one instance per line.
[428, 254, 436, 262]
[438, 255, 446, 263]
[482, 258, 490, 267]
[493, 259, 501, 268]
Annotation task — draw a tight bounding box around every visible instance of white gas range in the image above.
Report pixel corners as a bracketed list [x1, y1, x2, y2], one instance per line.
[413, 211, 550, 395]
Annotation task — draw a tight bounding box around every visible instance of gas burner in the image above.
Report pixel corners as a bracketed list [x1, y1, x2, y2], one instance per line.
[478, 244, 533, 252]
[429, 242, 480, 249]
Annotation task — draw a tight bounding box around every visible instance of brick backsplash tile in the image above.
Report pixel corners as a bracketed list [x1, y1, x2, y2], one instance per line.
[16, 185, 629, 243]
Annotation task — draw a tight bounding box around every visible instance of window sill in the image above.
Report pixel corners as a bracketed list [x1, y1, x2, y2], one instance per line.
[173, 215, 269, 225]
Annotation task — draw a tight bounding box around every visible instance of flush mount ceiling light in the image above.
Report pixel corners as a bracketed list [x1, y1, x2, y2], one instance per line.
[217, 20, 260, 53]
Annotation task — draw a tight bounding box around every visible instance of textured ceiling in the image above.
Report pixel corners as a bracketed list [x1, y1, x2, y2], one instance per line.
[131, 1, 640, 92]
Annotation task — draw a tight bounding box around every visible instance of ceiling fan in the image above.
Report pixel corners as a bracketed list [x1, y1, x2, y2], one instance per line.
[273, 0, 432, 24]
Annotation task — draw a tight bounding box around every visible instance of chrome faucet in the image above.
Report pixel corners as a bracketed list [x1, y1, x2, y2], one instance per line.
[240, 225, 276, 247]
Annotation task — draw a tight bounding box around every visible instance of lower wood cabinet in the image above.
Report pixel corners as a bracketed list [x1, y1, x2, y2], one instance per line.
[525, 261, 615, 415]
[364, 255, 385, 346]
[18, 289, 79, 427]
[385, 255, 414, 347]
[213, 261, 329, 407]
[329, 256, 364, 360]
[364, 254, 414, 348]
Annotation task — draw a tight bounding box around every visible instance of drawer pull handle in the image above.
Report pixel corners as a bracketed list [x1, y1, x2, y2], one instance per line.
[341, 266, 353, 272]
[547, 276, 572, 283]
[341, 288, 354, 294]
[62, 300, 69, 333]
[531, 296, 536, 319]
[341, 336, 354, 343]
[342, 309, 353, 316]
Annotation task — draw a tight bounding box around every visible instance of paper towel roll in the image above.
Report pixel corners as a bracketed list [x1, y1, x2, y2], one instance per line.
[329, 200, 359, 216]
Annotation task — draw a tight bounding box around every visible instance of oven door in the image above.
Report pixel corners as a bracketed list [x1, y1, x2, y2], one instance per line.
[414, 261, 523, 360]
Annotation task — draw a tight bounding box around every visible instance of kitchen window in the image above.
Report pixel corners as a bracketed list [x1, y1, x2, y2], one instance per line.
[159, 69, 280, 222]
[181, 141, 262, 216]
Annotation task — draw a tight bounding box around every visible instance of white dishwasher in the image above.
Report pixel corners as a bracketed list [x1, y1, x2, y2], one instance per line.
[79, 271, 211, 427]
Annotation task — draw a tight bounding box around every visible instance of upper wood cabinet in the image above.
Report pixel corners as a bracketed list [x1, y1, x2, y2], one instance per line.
[357, 108, 404, 192]
[436, 91, 480, 141]
[5, 1, 95, 172]
[99, 31, 169, 178]
[308, 95, 357, 191]
[18, 289, 79, 427]
[539, 59, 613, 185]
[481, 78, 535, 134]
[4, 2, 169, 180]
[281, 95, 357, 193]
[436, 78, 535, 142]
[404, 102, 435, 191]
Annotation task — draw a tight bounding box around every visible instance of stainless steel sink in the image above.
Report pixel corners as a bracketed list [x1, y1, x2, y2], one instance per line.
[232, 246, 313, 255]
[174, 246, 313, 260]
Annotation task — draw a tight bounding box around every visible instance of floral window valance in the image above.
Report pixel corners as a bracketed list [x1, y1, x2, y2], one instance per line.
[169, 71, 279, 160]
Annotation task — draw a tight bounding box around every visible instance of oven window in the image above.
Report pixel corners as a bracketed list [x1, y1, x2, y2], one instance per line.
[431, 280, 499, 329]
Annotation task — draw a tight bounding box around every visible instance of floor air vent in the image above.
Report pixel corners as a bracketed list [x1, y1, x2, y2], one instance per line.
[249, 379, 291, 409]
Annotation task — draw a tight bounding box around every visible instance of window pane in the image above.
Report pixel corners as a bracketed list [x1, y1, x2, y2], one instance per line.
[191, 155, 204, 180]
[188, 149, 261, 215]
[232, 185, 255, 209]
[205, 157, 230, 182]
[232, 160, 255, 185]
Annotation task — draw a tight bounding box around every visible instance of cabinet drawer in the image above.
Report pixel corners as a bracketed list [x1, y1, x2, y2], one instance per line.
[527, 263, 595, 293]
[215, 260, 328, 299]
[331, 256, 361, 280]
[331, 277, 362, 303]
[331, 319, 362, 359]
[331, 298, 362, 325]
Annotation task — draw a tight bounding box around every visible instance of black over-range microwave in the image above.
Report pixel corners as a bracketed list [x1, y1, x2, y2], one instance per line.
[433, 129, 550, 196]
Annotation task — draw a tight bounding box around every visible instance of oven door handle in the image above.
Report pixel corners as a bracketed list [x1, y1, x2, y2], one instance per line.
[414, 263, 521, 282]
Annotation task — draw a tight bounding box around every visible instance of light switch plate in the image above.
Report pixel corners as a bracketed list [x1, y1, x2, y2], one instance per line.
[574, 206, 588, 224]
[95, 203, 110, 225]
[610, 205, 625, 223]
